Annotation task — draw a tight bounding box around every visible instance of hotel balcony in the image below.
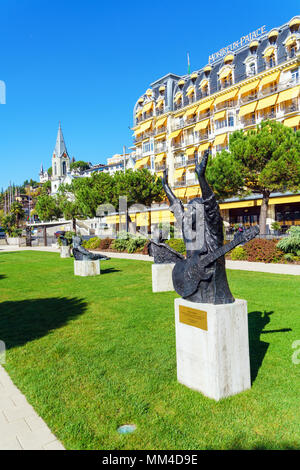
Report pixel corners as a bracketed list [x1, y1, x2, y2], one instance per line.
[155, 163, 166, 171]
[173, 178, 198, 188]
[174, 158, 198, 169]
[154, 126, 167, 135]
[154, 143, 167, 153]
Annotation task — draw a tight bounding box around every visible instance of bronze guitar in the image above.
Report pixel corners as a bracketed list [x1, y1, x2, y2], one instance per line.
[172, 226, 259, 298]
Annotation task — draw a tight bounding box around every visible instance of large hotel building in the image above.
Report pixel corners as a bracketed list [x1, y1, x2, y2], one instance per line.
[130, 15, 300, 232]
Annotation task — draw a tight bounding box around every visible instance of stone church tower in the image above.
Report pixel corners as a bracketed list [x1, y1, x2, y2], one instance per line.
[51, 123, 70, 193]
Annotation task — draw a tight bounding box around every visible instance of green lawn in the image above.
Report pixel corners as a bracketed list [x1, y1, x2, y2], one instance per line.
[0, 251, 299, 450]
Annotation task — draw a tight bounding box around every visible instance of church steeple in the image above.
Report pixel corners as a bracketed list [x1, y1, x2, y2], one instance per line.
[53, 122, 68, 158]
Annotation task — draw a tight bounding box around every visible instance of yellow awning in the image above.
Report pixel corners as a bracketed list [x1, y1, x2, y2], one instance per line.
[213, 133, 227, 146]
[155, 153, 166, 163]
[263, 46, 275, 58]
[219, 67, 232, 80]
[224, 54, 234, 63]
[186, 186, 200, 197]
[249, 40, 259, 48]
[106, 215, 119, 224]
[135, 120, 152, 135]
[150, 210, 175, 223]
[256, 93, 278, 111]
[136, 212, 150, 226]
[277, 85, 300, 104]
[214, 89, 238, 106]
[175, 167, 186, 178]
[284, 116, 300, 128]
[185, 146, 196, 156]
[174, 92, 182, 102]
[214, 110, 226, 121]
[203, 65, 212, 72]
[289, 17, 300, 28]
[197, 99, 214, 113]
[142, 101, 153, 113]
[286, 35, 297, 47]
[268, 30, 279, 39]
[239, 101, 258, 117]
[194, 119, 210, 131]
[174, 188, 186, 198]
[239, 79, 260, 95]
[186, 86, 195, 96]
[135, 110, 142, 118]
[199, 79, 208, 88]
[135, 156, 150, 169]
[156, 171, 164, 179]
[154, 134, 166, 141]
[184, 105, 198, 118]
[155, 117, 167, 128]
[198, 142, 211, 152]
[260, 71, 280, 87]
[168, 129, 182, 140]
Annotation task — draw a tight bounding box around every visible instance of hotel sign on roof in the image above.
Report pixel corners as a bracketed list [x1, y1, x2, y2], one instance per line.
[208, 25, 267, 64]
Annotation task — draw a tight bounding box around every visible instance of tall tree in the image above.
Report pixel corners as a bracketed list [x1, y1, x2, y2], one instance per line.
[10, 201, 25, 227]
[35, 194, 62, 222]
[206, 121, 300, 234]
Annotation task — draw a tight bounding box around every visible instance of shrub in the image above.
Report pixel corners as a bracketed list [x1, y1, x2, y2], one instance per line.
[283, 253, 295, 262]
[99, 237, 113, 250]
[127, 236, 147, 253]
[165, 238, 186, 255]
[230, 246, 247, 261]
[277, 226, 300, 255]
[111, 238, 128, 252]
[83, 237, 101, 250]
[244, 238, 283, 263]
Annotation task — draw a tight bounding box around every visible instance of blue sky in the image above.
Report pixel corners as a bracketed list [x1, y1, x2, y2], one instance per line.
[0, 0, 299, 189]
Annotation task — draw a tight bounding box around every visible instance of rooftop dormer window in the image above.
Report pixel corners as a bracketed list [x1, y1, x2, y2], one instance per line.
[285, 35, 298, 59]
[263, 46, 277, 69]
[268, 30, 279, 45]
[289, 16, 300, 33]
[218, 66, 234, 89]
[203, 65, 212, 77]
[249, 40, 258, 55]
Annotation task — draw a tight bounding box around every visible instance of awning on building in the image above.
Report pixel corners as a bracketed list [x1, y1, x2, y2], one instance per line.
[168, 129, 182, 140]
[184, 105, 198, 118]
[175, 167, 186, 178]
[186, 86, 195, 96]
[186, 186, 200, 197]
[214, 89, 238, 106]
[185, 146, 196, 156]
[194, 119, 210, 132]
[198, 142, 211, 152]
[277, 85, 300, 104]
[260, 71, 280, 87]
[154, 153, 166, 164]
[134, 156, 150, 169]
[197, 99, 214, 113]
[214, 110, 226, 121]
[285, 35, 297, 47]
[174, 188, 186, 198]
[239, 101, 258, 117]
[219, 67, 232, 80]
[142, 101, 153, 113]
[283, 115, 300, 128]
[256, 93, 278, 111]
[213, 133, 227, 146]
[239, 79, 260, 95]
[155, 117, 167, 128]
[263, 46, 275, 58]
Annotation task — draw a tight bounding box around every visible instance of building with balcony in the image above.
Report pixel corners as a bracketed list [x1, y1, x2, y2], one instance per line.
[131, 16, 300, 232]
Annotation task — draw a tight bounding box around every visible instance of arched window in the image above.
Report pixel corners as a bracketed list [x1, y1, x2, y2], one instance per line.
[54, 162, 57, 176]
[62, 161, 66, 175]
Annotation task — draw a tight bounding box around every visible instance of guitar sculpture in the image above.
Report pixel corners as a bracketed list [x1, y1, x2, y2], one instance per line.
[160, 150, 259, 304]
[172, 226, 259, 298]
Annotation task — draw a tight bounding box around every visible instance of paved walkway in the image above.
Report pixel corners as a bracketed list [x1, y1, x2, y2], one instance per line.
[1, 245, 300, 275]
[0, 366, 64, 450]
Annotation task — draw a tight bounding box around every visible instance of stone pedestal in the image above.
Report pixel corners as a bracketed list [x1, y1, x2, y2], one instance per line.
[60, 245, 71, 258]
[152, 263, 175, 292]
[175, 298, 251, 401]
[74, 260, 100, 276]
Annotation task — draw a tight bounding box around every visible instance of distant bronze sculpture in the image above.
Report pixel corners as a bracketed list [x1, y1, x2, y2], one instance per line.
[58, 234, 69, 246]
[161, 150, 259, 304]
[72, 236, 110, 261]
[147, 228, 185, 264]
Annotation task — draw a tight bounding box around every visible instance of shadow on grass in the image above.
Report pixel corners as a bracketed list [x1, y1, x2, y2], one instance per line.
[101, 267, 121, 274]
[228, 433, 299, 449]
[0, 297, 87, 349]
[0, 274, 6, 280]
[248, 311, 292, 384]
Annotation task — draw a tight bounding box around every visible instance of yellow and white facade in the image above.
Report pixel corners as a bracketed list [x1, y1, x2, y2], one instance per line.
[130, 16, 300, 231]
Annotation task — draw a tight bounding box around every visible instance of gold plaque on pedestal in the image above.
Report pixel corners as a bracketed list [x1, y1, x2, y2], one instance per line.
[179, 305, 208, 330]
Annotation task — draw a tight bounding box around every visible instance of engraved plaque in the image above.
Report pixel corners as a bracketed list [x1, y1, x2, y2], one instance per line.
[179, 305, 208, 330]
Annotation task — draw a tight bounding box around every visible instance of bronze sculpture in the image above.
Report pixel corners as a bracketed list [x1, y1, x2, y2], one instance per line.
[72, 236, 110, 261]
[160, 150, 259, 304]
